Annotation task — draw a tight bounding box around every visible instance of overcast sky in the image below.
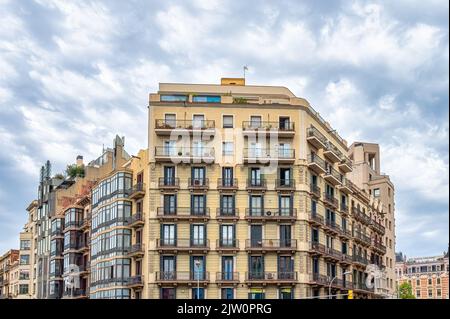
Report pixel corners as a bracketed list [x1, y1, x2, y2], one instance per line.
[0, 0, 448, 258]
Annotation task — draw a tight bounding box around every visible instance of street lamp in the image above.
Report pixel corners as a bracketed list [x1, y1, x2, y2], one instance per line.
[329, 271, 352, 299]
[194, 260, 201, 299]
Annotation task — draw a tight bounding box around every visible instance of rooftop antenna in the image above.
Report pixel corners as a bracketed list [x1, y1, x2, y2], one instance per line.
[243, 65, 248, 80]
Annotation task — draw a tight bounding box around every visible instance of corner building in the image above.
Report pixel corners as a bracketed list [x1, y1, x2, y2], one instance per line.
[145, 78, 396, 299]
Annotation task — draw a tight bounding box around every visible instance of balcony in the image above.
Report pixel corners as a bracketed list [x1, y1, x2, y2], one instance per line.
[323, 141, 343, 163]
[275, 179, 296, 192]
[323, 166, 343, 186]
[245, 239, 297, 253]
[309, 273, 328, 286]
[338, 156, 353, 173]
[340, 202, 349, 215]
[323, 193, 339, 210]
[155, 271, 210, 285]
[352, 207, 372, 225]
[216, 239, 240, 253]
[307, 212, 324, 227]
[339, 228, 352, 240]
[309, 184, 321, 199]
[372, 241, 387, 254]
[246, 179, 267, 192]
[246, 272, 298, 285]
[128, 243, 145, 258]
[155, 119, 215, 136]
[63, 288, 87, 299]
[338, 178, 352, 194]
[323, 247, 342, 261]
[353, 255, 369, 267]
[370, 220, 386, 235]
[127, 275, 144, 288]
[216, 272, 240, 285]
[324, 219, 341, 236]
[243, 148, 295, 164]
[158, 177, 180, 191]
[306, 126, 327, 149]
[64, 220, 83, 231]
[217, 178, 238, 192]
[244, 208, 297, 223]
[155, 147, 215, 164]
[50, 229, 64, 238]
[157, 207, 210, 221]
[216, 208, 240, 221]
[128, 182, 146, 200]
[353, 281, 374, 293]
[309, 242, 326, 256]
[242, 121, 295, 138]
[307, 154, 326, 174]
[340, 254, 353, 265]
[188, 178, 209, 191]
[354, 231, 371, 247]
[130, 213, 144, 228]
[156, 239, 210, 253]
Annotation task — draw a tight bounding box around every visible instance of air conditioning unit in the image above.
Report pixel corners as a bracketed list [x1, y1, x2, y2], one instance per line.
[266, 211, 272, 216]
[194, 179, 201, 186]
[267, 273, 274, 279]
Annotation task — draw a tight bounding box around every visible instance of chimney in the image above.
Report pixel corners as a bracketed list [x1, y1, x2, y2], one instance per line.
[76, 155, 84, 167]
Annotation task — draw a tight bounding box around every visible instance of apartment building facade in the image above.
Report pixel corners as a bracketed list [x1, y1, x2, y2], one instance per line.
[144, 78, 396, 299]
[0, 250, 19, 299]
[396, 251, 449, 299]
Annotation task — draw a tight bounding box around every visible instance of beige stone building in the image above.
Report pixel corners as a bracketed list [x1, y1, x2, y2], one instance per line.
[144, 78, 396, 299]
[396, 251, 449, 299]
[0, 249, 19, 298]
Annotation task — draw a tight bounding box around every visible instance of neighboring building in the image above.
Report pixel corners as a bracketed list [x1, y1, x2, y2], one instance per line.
[0, 249, 19, 299]
[348, 142, 397, 296]
[396, 249, 449, 299]
[145, 78, 395, 299]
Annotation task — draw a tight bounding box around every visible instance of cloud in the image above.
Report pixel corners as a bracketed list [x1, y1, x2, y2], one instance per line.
[0, 0, 448, 257]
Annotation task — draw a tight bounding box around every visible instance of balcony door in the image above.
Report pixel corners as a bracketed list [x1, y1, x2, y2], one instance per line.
[164, 140, 176, 156]
[249, 142, 262, 158]
[222, 256, 234, 280]
[279, 117, 290, 130]
[278, 256, 293, 279]
[165, 114, 176, 128]
[279, 168, 291, 186]
[191, 256, 205, 280]
[192, 167, 205, 185]
[220, 224, 235, 247]
[220, 195, 235, 216]
[279, 225, 291, 247]
[222, 167, 233, 186]
[278, 143, 291, 158]
[161, 224, 176, 246]
[249, 195, 263, 216]
[191, 224, 206, 246]
[193, 115, 205, 129]
[161, 256, 175, 280]
[279, 195, 292, 216]
[163, 195, 176, 215]
[191, 195, 206, 215]
[250, 168, 262, 186]
[249, 256, 264, 279]
[250, 116, 262, 128]
[164, 166, 175, 185]
[250, 225, 262, 247]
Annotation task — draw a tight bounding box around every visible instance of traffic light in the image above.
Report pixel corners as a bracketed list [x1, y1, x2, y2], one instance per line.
[347, 290, 353, 299]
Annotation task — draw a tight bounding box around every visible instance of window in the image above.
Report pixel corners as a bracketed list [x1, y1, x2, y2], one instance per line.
[416, 290, 420, 298]
[223, 115, 233, 128]
[373, 188, 380, 197]
[19, 284, 29, 295]
[220, 225, 235, 247]
[20, 255, 30, 265]
[437, 289, 441, 297]
[20, 240, 31, 250]
[279, 288, 293, 299]
[164, 114, 176, 128]
[249, 195, 263, 216]
[192, 287, 205, 299]
[279, 117, 291, 130]
[161, 94, 187, 102]
[161, 288, 175, 299]
[221, 288, 234, 299]
[249, 288, 265, 299]
[191, 224, 206, 246]
[428, 289, 433, 298]
[193, 95, 221, 103]
[222, 142, 234, 156]
[161, 224, 176, 246]
[191, 195, 206, 215]
[311, 228, 319, 243]
[437, 278, 441, 285]
[193, 114, 205, 129]
[163, 194, 177, 214]
[428, 278, 432, 285]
